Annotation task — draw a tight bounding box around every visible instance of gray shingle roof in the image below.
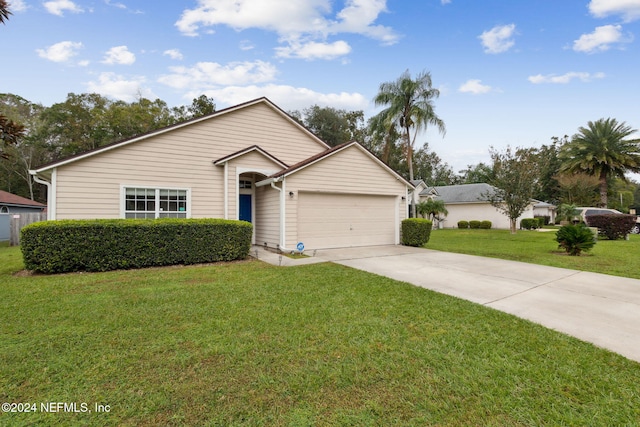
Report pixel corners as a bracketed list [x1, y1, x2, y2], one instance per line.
[426, 183, 497, 204]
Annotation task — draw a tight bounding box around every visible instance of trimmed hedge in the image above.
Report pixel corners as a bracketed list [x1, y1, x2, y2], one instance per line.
[457, 220, 469, 229]
[469, 220, 481, 229]
[20, 218, 253, 274]
[402, 218, 432, 247]
[586, 214, 637, 240]
[520, 218, 539, 230]
[479, 220, 492, 229]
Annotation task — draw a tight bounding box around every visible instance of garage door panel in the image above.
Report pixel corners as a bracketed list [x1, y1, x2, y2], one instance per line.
[297, 192, 396, 249]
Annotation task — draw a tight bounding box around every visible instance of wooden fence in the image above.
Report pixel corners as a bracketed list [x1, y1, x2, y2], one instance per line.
[9, 212, 47, 246]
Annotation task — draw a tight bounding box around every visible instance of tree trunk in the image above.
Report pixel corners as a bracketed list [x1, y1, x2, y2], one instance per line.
[406, 127, 416, 218]
[599, 172, 608, 208]
[510, 218, 517, 234]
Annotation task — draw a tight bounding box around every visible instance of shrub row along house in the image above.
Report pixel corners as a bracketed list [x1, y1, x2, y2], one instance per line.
[30, 98, 413, 251]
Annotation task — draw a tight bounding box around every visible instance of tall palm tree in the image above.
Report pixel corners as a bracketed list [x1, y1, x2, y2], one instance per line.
[559, 118, 640, 207]
[373, 70, 446, 216]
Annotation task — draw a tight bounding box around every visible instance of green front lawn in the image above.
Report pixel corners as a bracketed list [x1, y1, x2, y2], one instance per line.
[1, 245, 639, 426]
[428, 228, 640, 279]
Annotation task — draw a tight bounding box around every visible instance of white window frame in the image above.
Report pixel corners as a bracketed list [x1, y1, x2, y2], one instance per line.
[120, 185, 192, 219]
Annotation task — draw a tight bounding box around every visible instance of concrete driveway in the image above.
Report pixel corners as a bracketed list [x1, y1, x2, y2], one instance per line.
[252, 245, 640, 363]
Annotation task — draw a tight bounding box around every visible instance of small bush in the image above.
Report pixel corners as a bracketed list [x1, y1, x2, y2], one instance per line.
[520, 218, 539, 230]
[20, 218, 252, 274]
[535, 215, 550, 226]
[402, 218, 433, 247]
[555, 224, 596, 256]
[586, 214, 637, 240]
[457, 220, 469, 229]
[479, 220, 492, 229]
[469, 220, 481, 229]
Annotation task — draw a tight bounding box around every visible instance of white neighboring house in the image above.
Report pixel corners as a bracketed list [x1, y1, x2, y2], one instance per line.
[418, 183, 536, 229]
[533, 201, 557, 224]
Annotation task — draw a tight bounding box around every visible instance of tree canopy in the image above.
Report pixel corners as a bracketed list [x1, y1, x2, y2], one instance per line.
[373, 69, 446, 216]
[484, 146, 539, 233]
[559, 118, 640, 207]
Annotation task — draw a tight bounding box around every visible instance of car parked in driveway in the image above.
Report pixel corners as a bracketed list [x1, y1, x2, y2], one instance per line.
[574, 207, 640, 234]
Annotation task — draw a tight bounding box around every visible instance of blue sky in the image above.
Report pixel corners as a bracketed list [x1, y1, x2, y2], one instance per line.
[3, 0, 640, 173]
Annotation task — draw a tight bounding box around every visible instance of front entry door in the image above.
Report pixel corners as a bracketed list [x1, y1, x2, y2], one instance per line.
[239, 194, 252, 223]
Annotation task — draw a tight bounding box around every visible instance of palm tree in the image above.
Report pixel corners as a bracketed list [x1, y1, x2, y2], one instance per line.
[1, 0, 12, 24]
[373, 70, 446, 217]
[559, 118, 640, 207]
[417, 198, 448, 222]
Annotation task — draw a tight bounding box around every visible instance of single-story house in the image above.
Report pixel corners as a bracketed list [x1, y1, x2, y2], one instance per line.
[0, 190, 46, 214]
[30, 97, 413, 251]
[0, 190, 47, 241]
[419, 183, 535, 229]
[533, 201, 557, 224]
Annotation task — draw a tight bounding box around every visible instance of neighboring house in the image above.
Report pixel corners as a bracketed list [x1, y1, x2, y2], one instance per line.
[0, 190, 46, 242]
[30, 98, 413, 250]
[0, 190, 46, 214]
[419, 183, 535, 229]
[409, 179, 428, 217]
[533, 201, 556, 224]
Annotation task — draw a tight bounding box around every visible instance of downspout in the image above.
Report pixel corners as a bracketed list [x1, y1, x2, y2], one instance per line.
[223, 162, 228, 219]
[32, 171, 55, 220]
[270, 179, 295, 253]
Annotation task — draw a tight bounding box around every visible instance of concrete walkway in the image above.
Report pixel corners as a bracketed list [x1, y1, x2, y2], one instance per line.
[251, 245, 640, 364]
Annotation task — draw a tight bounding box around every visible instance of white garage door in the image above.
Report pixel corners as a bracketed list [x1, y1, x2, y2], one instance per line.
[297, 192, 397, 249]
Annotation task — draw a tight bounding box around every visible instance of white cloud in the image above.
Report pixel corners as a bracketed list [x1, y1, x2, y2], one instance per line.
[458, 79, 492, 94]
[275, 40, 352, 60]
[239, 40, 255, 51]
[9, 0, 28, 12]
[158, 60, 278, 90]
[573, 24, 632, 53]
[175, 0, 398, 60]
[102, 46, 136, 65]
[479, 24, 516, 54]
[85, 72, 155, 102]
[528, 71, 606, 84]
[104, 0, 126, 9]
[163, 49, 184, 60]
[43, 0, 84, 16]
[196, 84, 369, 113]
[588, 0, 640, 22]
[441, 0, 451, 4]
[36, 41, 83, 62]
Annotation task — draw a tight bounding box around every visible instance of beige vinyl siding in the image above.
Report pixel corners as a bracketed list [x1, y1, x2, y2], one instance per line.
[283, 145, 408, 248]
[288, 145, 406, 195]
[254, 184, 280, 247]
[53, 102, 324, 220]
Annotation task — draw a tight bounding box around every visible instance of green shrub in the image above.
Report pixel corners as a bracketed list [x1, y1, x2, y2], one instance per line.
[585, 214, 637, 240]
[520, 218, 539, 230]
[535, 215, 550, 226]
[469, 220, 481, 229]
[20, 218, 252, 274]
[402, 218, 433, 247]
[555, 224, 596, 256]
[457, 220, 469, 229]
[479, 220, 492, 229]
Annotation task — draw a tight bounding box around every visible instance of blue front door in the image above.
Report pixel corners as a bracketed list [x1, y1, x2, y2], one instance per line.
[239, 194, 252, 223]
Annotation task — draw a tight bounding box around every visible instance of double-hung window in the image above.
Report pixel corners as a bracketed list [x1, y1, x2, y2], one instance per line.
[124, 187, 189, 219]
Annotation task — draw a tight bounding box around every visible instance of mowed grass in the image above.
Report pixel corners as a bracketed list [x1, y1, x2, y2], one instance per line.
[1, 245, 640, 426]
[428, 228, 640, 280]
